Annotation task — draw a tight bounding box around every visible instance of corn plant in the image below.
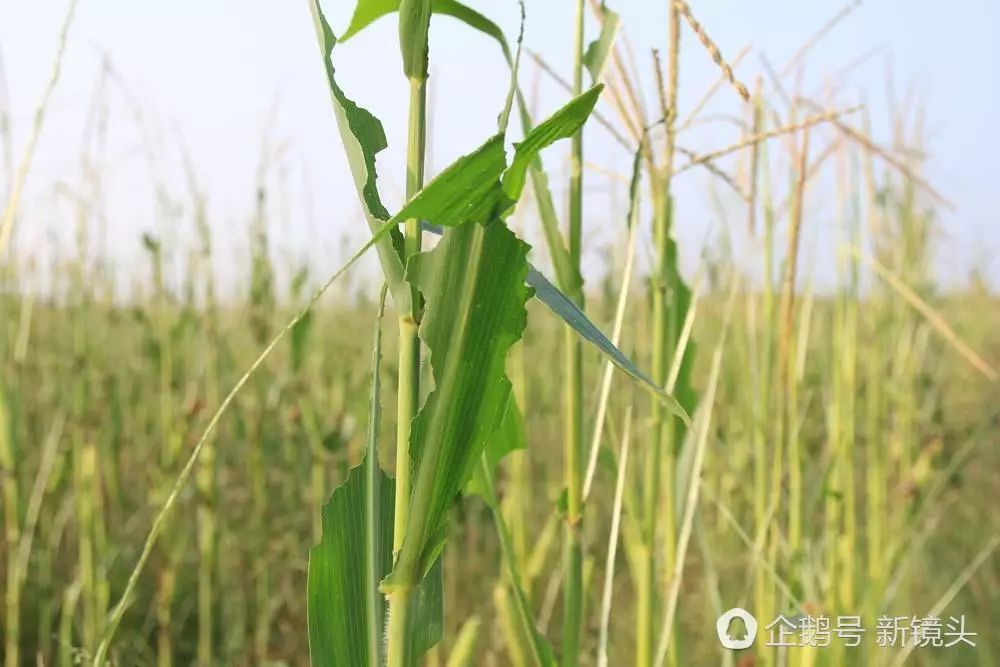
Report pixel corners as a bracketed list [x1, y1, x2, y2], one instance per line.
[6, 2, 999, 666]
[304, 2, 686, 665]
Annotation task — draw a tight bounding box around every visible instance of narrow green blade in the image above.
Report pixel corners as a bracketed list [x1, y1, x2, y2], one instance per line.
[391, 86, 605, 229]
[308, 457, 393, 666]
[418, 224, 691, 426]
[659, 196, 699, 443]
[385, 219, 533, 589]
[333, 0, 584, 304]
[527, 267, 691, 426]
[433, 0, 511, 58]
[308, 291, 442, 666]
[502, 85, 604, 202]
[309, 462, 443, 667]
[343, 0, 511, 61]
[583, 5, 620, 83]
[391, 134, 508, 227]
[343, 0, 401, 41]
[308, 0, 411, 313]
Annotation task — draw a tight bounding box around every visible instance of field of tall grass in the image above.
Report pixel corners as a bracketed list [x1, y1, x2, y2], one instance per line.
[2, 1, 998, 666]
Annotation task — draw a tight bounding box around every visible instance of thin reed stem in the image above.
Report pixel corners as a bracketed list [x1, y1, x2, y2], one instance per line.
[561, 3, 587, 664]
[91, 213, 387, 666]
[0, 0, 80, 259]
[638, 1, 680, 664]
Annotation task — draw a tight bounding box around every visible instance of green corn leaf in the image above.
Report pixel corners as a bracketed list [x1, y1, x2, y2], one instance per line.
[659, 196, 699, 445]
[336, 0, 583, 304]
[582, 4, 620, 83]
[397, 85, 603, 232]
[431, 1, 584, 300]
[336, 0, 581, 301]
[343, 0, 511, 59]
[392, 85, 605, 229]
[526, 266, 691, 426]
[308, 461, 445, 666]
[384, 219, 533, 592]
[308, 0, 410, 313]
[392, 134, 508, 227]
[502, 85, 604, 201]
[406, 558, 444, 661]
[342, 0, 397, 40]
[308, 291, 391, 665]
[433, 0, 511, 58]
[465, 394, 525, 497]
[308, 457, 393, 666]
[411, 233, 690, 426]
[308, 292, 442, 666]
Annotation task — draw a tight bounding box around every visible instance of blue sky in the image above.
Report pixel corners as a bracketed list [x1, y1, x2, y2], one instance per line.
[2, 0, 997, 296]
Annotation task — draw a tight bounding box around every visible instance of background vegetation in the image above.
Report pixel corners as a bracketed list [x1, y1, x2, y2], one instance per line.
[1, 1, 998, 665]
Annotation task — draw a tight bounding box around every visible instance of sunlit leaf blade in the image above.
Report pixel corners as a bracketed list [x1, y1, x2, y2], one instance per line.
[394, 86, 604, 230]
[308, 0, 411, 313]
[433, 0, 511, 58]
[384, 219, 533, 589]
[511, 101, 579, 300]
[341, 0, 400, 42]
[343, 0, 399, 41]
[526, 267, 691, 426]
[334, 0, 583, 304]
[583, 6, 620, 83]
[392, 134, 508, 227]
[343, 0, 511, 60]
[502, 85, 604, 201]
[418, 222, 688, 426]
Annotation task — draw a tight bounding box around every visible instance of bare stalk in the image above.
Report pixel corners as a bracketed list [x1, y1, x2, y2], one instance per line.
[386, 2, 431, 663]
[561, 2, 587, 663]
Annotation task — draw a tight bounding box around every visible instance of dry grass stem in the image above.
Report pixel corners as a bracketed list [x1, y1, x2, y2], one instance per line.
[782, 0, 864, 76]
[0, 0, 81, 257]
[800, 97, 954, 209]
[678, 44, 753, 131]
[850, 247, 999, 381]
[778, 126, 811, 387]
[674, 105, 861, 176]
[673, 0, 750, 104]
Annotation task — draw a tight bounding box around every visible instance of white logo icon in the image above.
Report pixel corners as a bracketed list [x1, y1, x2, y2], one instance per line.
[717, 607, 758, 650]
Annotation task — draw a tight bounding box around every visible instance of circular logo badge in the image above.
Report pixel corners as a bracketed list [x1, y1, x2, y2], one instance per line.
[717, 607, 758, 650]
